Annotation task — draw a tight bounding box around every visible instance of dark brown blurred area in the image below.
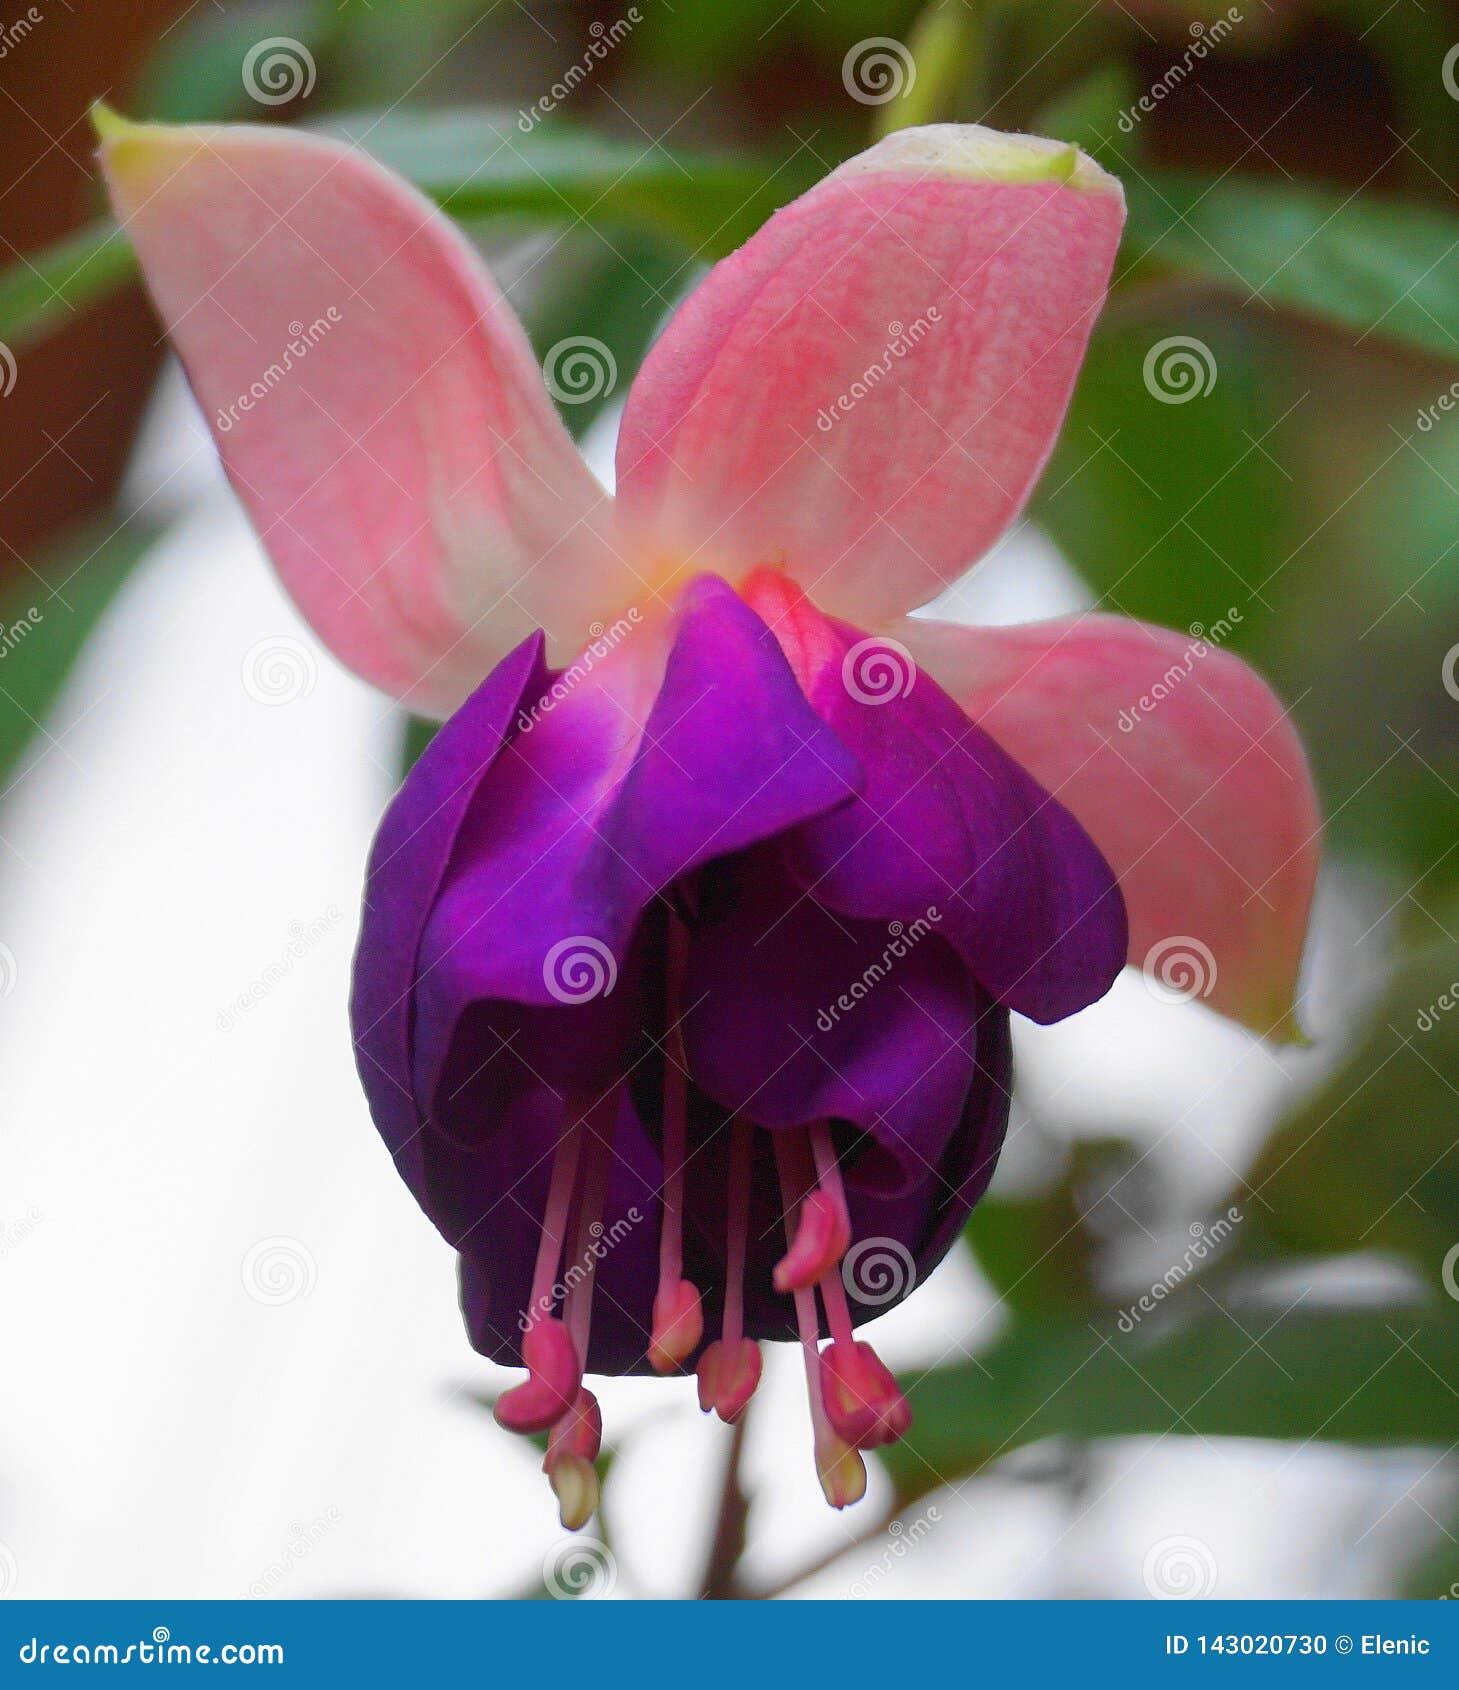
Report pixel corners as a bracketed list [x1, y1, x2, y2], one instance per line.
[1, 0, 189, 577]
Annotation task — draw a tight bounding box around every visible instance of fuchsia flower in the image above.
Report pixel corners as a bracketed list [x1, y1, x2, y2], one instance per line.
[100, 112, 1319, 1529]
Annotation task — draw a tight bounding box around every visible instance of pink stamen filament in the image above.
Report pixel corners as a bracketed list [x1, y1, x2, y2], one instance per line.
[563, 1091, 615, 1363]
[773, 1133, 828, 1421]
[526, 1106, 585, 1330]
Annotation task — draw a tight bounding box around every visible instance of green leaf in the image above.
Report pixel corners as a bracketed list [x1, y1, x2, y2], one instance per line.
[1034, 313, 1287, 647]
[882, 1309, 1459, 1504]
[1124, 169, 1459, 364]
[1, 108, 809, 352]
[1236, 938, 1459, 1273]
[0, 220, 135, 353]
[324, 108, 816, 258]
[132, 0, 339, 124]
[0, 518, 158, 795]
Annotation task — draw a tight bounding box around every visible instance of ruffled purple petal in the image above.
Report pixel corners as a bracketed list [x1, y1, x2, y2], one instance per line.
[749, 574, 1127, 1023]
[350, 633, 548, 1190]
[410, 574, 860, 1138]
[684, 843, 977, 1194]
